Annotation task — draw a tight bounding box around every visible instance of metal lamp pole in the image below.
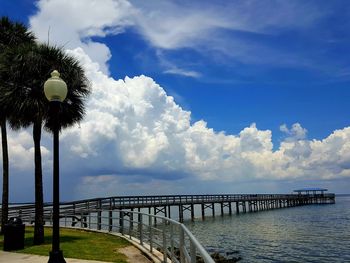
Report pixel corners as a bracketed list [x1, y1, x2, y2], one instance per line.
[44, 70, 67, 263]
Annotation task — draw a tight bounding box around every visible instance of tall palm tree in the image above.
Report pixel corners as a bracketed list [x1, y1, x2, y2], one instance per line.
[0, 16, 35, 234]
[0, 43, 90, 244]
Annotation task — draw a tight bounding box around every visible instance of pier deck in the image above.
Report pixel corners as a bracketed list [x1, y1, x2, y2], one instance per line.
[3, 193, 335, 224]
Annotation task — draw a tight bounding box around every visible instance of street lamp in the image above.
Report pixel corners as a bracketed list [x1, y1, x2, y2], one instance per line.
[44, 70, 67, 263]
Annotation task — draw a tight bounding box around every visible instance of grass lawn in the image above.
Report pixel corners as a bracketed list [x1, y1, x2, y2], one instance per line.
[0, 226, 131, 262]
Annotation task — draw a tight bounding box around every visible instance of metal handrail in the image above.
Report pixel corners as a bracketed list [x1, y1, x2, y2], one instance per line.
[58, 209, 215, 263]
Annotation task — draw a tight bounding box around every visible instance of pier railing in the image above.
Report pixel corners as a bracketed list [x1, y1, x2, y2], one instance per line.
[4, 193, 335, 223]
[56, 193, 335, 209]
[56, 209, 215, 263]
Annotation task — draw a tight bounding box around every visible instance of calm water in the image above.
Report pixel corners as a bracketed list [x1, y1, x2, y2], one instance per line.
[184, 195, 350, 263]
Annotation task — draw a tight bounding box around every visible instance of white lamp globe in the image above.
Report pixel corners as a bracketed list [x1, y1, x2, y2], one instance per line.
[44, 70, 67, 102]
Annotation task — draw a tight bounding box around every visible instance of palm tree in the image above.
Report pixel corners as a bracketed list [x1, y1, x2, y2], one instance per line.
[0, 43, 90, 244]
[0, 16, 35, 234]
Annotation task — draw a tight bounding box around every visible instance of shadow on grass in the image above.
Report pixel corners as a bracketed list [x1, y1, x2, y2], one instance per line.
[1, 227, 131, 262]
[0, 228, 85, 250]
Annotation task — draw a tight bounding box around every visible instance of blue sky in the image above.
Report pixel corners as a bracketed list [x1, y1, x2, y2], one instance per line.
[1, 0, 350, 201]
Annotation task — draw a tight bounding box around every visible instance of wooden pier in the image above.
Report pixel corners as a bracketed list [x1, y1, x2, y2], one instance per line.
[4, 192, 335, 224]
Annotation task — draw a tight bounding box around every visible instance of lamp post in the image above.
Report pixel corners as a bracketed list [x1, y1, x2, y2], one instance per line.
[44, 70, 67, 263]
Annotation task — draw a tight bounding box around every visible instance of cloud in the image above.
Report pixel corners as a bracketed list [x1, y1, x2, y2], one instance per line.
[2, 46, 350, 199]
[58, 48, 350, 186]
[163, 68, 201, 78]
[280, 123, 308, 141]
[29, 0, 326, 75]
[0, 129, 51, 172]
[30, 0, 134, 74]
[127, 0, 326, 70]
[132, 1, 323, 49]
[62, 48, 190, 172]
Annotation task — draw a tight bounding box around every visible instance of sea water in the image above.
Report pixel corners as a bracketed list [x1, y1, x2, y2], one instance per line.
[184, 195, 350, 263]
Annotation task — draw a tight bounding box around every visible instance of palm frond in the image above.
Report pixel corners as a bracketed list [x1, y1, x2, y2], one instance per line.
[0, 42, 91, 131]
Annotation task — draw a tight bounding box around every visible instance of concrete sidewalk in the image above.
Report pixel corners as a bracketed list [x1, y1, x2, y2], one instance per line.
[0, 245, 153, 263]
[0, 251, 111, 263]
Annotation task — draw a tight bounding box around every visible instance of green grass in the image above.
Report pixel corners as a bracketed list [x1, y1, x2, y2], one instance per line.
[0, 226, 131, 262]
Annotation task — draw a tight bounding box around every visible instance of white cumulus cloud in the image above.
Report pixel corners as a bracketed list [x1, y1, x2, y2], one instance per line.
[2, 46, 350, 198]
[2, 0, 347, 200]
[57, 48, 350, 190]
[280, 123, 307, 141]
[30, 0, 134, 74]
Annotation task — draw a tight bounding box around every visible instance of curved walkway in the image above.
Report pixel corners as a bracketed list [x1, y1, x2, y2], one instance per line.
[0, 246, 152, 263]
[0, 251, 108, 263]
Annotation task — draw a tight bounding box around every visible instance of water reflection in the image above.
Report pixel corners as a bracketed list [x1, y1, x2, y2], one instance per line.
[183, 196, 350, 263]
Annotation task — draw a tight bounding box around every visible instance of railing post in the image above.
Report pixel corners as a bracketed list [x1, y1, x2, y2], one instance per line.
[81, 211, 84, 228]
[170, 223, 175, 262]
[179, 226, 185, 263]
[163, 218, 167, 263]
[109, 210, 113, 232]
[129, 213, 132, 238]
[138, 213, 143, 245]
[50, 209, 53, 226]
[97, 210, 102, 230]
[190, 241, 196, 263]
[201, 203, 205, 220]
[154, 207, 157, 226]
[88, 211, 91, 229]
[130, 208, 134, 229]
[72, 203, 75, 226]
[149, 214, 153, 252]
[119, 211, 124, 235]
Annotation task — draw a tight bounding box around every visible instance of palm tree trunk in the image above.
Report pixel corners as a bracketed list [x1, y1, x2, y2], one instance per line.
[33, 120, 44, 245]
[1, 120, 9, 234]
